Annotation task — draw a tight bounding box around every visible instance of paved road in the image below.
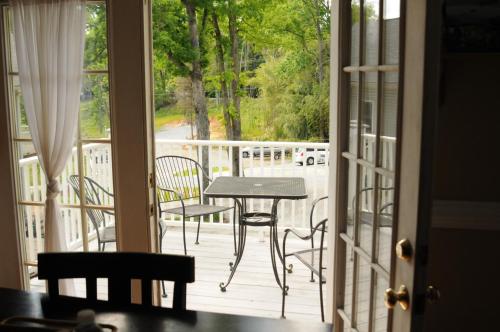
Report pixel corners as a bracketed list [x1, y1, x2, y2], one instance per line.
[155, 124, 192, 140]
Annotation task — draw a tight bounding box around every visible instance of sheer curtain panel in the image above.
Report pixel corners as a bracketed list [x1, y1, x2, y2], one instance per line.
[10, 0, 87, 294]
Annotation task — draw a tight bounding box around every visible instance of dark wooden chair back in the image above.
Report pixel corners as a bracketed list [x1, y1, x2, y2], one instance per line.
[37, 252, 195, 310]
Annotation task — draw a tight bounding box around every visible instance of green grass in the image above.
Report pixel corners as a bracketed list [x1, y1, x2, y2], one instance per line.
[154, 98, 283, 141]
[155, 107, 186, 130]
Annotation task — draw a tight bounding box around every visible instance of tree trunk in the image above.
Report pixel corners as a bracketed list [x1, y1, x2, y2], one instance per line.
[184, 0, 210, 195]
[313, 0, 326, 141]
[228, 0, 241, 175]
[211, 12, 232, 141]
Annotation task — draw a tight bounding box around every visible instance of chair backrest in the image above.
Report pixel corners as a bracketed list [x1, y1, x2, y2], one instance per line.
[68, 175, 113, 231]
[37, 252, 195, 310]
[155, 156, 206, 203]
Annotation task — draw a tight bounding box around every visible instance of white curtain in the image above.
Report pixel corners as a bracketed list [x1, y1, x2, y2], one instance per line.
[10, 0, 86, 294]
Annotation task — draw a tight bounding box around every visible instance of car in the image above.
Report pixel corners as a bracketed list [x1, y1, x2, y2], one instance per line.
[295, 148, 328, 165]
[241, 146, 282, 160]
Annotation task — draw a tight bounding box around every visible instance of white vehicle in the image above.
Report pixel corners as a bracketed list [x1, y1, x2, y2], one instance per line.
[241, 146, 283, 160]
[295, 148, 327, 166]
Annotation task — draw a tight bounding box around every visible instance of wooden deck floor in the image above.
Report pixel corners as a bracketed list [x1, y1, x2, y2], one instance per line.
[160, 226, 325, 321]
[31, 225, 326, 322]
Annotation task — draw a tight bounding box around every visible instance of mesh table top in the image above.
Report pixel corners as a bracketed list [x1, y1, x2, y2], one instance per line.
[204, 176, 307, 200]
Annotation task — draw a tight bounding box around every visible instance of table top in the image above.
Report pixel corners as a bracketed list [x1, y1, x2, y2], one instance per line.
[0, 288, 331, 332]
[204, 176, 308, 200]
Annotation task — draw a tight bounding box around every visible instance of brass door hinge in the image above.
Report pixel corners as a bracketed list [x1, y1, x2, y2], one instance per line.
[149, 173, 154, 188]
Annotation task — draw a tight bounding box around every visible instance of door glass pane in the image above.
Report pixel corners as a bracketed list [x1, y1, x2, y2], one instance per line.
[17, 142, 81, 204]
[379, 72, 398, 171]
[80, 74, 110, 139]
[376, 174, 394, 272]
[351, 0, 361, 65]
[349, 72, 360, 154]
[364, 0, 380, 65]
[20, 205, 45, 264]
[383, 0, 400, 65]
[82, 143, 114, 207]
[82, 143, 116, 252]
[10, 75, 30, 138]
[358, 166, 374, 254]
[346, 160, 357, 238]
[343, 243, 355, 320]
[84, 3, 108, 71]
[61, 208, 84, 252]
[354, 256, 371, 332]
[360, 72, 378, 163]
[373, 272, 390, 332]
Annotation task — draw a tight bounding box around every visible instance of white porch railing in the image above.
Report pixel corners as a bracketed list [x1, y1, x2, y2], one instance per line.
[18, 136, 396, 262]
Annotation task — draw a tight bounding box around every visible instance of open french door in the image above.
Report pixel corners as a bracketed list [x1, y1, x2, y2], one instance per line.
[329, 0, 439, 331]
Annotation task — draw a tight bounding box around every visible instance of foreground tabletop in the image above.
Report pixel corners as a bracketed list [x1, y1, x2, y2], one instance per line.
[0, 288, 331, 332]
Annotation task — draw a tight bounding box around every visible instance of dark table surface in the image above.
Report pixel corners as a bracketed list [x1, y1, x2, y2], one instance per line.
[0, 288, 331, 332]
[204, 176, 307, 200]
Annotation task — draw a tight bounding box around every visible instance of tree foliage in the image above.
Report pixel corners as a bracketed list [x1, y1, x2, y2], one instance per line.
[83, 0, 331, 142]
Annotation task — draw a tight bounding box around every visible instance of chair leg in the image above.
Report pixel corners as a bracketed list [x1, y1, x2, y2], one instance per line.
[102, 243, 106, 252]
[195, 216, 201, 245]
[161, 280, 168, 298]
[232, 206, 237, 256]
[182, 215, 187, 255]
[158, 223, 168, 298]
[319, 272, 325, 322]
[281, 238, 287, 318]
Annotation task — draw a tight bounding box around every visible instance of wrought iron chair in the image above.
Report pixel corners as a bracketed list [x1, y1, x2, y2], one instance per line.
[38, 252, 195, 310]
[281, 196, 328, 322]
[68, 175, 115, 251]
[156, 156, 233, 256]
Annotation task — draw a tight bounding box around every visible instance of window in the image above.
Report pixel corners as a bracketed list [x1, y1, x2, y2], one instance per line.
[2, 2, 116, 291]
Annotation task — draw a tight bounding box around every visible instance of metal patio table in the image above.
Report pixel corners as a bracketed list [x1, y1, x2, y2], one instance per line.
[204, 176, 307, 292]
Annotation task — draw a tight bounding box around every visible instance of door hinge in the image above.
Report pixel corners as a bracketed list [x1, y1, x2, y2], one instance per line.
[149, 173, 154, 188]
[150, 203, 155, 216]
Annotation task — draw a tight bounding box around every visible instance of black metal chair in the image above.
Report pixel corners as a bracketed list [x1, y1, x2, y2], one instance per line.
[37, 252, 195, 310]
[281, 196, 328, 321]
[155, 156, 233, 255]
[68, 175, 115, 251]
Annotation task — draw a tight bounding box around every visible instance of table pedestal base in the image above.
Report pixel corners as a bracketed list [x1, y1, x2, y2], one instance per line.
[220, 199, 289, 293]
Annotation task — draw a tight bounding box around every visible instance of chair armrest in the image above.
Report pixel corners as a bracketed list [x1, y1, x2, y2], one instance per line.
[285, 219, 328, 242]
[282, 219, 328, 258]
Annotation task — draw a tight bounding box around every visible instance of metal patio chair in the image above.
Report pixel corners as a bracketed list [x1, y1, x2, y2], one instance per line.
[281, 196, 328, 322]
[68, 175, 116, 251]
[155, 156, 233, 256]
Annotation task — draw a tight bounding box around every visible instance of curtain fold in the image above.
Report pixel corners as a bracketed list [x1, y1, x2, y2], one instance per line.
[10, 0, 87, 295]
